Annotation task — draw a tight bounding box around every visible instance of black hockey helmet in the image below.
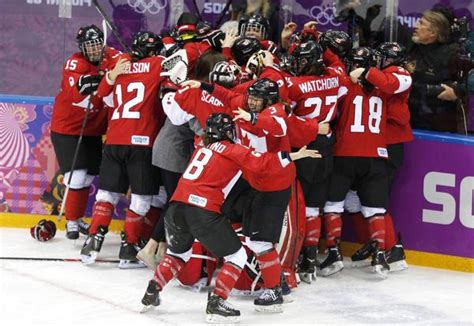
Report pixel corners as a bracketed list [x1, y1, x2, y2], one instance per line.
[247, 78, 279, 112]
[319, 30, 353, 58]
[206, 113, 236, 143]
[231, 36, 263, 66]
[76, 25, 104, 64]
[292, 41, 324, 76]
[345, 47, 377, 72]
[239, 14, 270, 40]
[30, 219, 57, 242]
[176, 12, 199, 40]
[209, 61, 240, 88]
[375, 42, 407, 68]
[131, 31, 163, 60]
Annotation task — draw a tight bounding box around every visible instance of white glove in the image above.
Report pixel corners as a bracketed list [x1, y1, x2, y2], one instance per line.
[350, 67, 366, 83]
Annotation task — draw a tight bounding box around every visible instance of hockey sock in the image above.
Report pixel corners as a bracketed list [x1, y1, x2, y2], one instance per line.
[350, 212, 370, 243]
[65, 187, 90, 221]
[141, 206, 161, 241]
[124, 209, 144, 244]
[303, 215, 321, 247]
[368, 215, 386, 250]
[213, 262, 242, 300]
[89, 201, 114, 234]
[384, 212, 397, 250]
[324, 213, 342, 247]
[153, 255, 186, 290]
[256, 249, 282, 289]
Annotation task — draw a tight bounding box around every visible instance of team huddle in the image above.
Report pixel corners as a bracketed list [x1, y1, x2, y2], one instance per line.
[51, 12, 413, 323]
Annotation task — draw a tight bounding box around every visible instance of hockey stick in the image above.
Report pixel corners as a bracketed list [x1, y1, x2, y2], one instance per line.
[213, 0, 233, 29]
[0, 256, 119, 263]
[92, 0, 131, 52]
[57, 20, 109, 223]
[191, 0, 203, 22]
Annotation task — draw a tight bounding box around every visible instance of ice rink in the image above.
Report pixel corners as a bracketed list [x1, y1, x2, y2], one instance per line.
[1, 227, 473, 325]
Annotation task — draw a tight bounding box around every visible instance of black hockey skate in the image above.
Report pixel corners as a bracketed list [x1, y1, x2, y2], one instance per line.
[141, 280, 161, 313]
[78, 218, 90, 235]
[206, 293, 240, 323]
[254, 286, 283, 313]
[118, 232, 145, 269]
[80, 225, 107, 265]
[297, 246, 318, 284]
[386, 234, 408, 272]
[351, 239, 378, 267]
[318, 242, 344, 277]
[371, 249, 390, 279]
[66, 220, 80, 240]
[280, 272, 293, 303]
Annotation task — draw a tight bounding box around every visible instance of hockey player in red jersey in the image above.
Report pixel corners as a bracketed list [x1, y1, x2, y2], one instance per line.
[50, 25, 120, 240]
[348, 42, 413, 272]
[140, 113, 320, 323]
[80, 31, 166, 268]
[322, 47, 392, 278]
[284, 40, 347, 283]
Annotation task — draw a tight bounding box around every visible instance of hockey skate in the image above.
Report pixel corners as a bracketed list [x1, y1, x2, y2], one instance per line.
[118, 232, 145, 269]
[206, 293, 240, 323]
[318, 244, 344, 277]
[297, 246, 318, 284]
[77, 218, 90, 235]
[371, 249, 390, 279]
[351, 240, 378, 267]
[80, 226, 107, 265]
[386, 234, 408, 272]
[141, 280, 161, 313]
[254, 286, 283, 313]
[66, 220, 80, 240]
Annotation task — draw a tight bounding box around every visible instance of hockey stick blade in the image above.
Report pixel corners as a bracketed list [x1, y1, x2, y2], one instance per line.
[0, 256, 120, 263]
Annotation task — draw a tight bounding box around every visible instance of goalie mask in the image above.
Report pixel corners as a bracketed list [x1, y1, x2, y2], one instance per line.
[292, 41, 324, 76]
[77, 25, 104, 65]
[131, 31, 164, 60]
[245, 50, 268, 78]
[30, 219, 57, 242]
[206, 113, 236, 143]
[246, 78, 279, 113]
[239, 15, 270, 40]
[232, 37, 262, 67]
[375, 42, 407, 69]
[209, 61, 240, 88]
[319, 30, 353, 58]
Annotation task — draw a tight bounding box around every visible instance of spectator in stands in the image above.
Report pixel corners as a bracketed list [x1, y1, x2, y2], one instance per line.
[407, 9, 464, 133]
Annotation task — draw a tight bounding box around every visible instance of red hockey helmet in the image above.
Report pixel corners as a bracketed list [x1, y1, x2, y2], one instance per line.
[30, 219, 57, 242]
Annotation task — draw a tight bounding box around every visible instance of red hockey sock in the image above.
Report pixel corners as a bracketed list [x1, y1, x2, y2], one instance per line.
[153, 255, 186, 290]
[124, 209, 144, 244]
[384, 212, 397, 250]
[350, 212, 370, 244]
[89, 201, 114, 234]
[65, 188, 90, 221]
[213, 262, 242, 300]
[324, 213, 342, 247]
[256, 249, 281, 289]
[303, 215, 321, 247]
[141, 206, 161, 241]
[368, 215, 386, 250]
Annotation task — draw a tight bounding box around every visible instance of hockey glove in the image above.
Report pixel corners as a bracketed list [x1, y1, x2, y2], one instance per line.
[77, 74, 102, 95]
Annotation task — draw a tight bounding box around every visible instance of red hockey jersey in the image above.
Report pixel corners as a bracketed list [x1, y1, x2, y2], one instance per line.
[333, 83, 389, 158]
[171, 140, 294, 213]
[365, 65, 413, 144]
[97, 54, 166, 147]
[51, 47, 121, 136]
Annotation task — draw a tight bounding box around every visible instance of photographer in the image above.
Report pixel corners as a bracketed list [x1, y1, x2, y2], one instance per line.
[407, 9, 464, 133]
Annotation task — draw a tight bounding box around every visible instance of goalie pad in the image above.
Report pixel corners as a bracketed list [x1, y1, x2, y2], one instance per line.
[160, 49, 189, 84]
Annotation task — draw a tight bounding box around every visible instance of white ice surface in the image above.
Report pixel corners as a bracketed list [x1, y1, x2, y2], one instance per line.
[1, 228, 473, 326]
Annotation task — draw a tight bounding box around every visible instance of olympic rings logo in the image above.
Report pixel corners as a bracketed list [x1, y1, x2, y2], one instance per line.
[127, 0, 168, 15]
[309, 4, 341, 26]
